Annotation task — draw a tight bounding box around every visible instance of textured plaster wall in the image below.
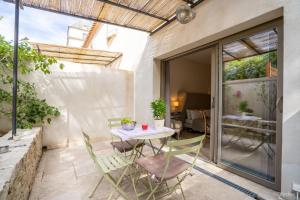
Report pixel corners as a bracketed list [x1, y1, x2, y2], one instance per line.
[27, 61, 133, 149]
[134, 0, 300, 193]
[91, 24, 149, 71]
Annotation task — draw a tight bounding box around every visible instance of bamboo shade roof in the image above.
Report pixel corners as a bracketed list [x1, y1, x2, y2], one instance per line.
[30, 42, 122, 66]
[223, 29, 278, 62]
[6, 0, 204, 34]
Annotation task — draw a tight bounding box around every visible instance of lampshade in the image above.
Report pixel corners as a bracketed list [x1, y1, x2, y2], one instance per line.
[173, 101, 179, 107]
[176, 4, 196, 24]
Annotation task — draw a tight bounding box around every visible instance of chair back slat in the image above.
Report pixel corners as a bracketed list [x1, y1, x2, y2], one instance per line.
[167, 135, 205, 147]
[165, 135, 205, 157]
[82, 131, 110, 174]
[167, 145, 200, 156]
[112, 154, 128, 167]
[108, 118, 124, 129]
[101, 156, 117, 171]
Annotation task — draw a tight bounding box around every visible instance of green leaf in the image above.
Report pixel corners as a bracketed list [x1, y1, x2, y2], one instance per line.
[0, 35, 61, 129]
[59, 63, 64, 70]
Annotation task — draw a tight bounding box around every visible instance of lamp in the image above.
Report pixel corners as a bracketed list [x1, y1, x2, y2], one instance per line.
[173, 101, 180, 112]
[173, 101, 179, 107]
[176, 4, 196, 24]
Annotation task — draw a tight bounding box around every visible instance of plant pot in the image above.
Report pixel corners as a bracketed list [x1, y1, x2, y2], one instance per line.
[154, 119, 165, 128]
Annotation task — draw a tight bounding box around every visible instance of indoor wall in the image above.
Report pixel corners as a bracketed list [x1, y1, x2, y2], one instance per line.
[169, 58, 211, 103]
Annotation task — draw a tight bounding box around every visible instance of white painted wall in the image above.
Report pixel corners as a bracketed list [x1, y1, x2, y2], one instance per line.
[67, 26, 88, 47]
[134, 0, 300, 193]
[91, 24, 149, 71]
[27, 61, 133, 149]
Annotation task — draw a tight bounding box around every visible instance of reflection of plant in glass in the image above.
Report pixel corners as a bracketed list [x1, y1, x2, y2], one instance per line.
[224, 52, 277, 81]
[239, 101, 248, 112]
[256, 81, 277, 120]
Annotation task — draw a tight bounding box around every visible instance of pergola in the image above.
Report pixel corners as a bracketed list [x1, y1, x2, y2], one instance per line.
[30, 42, 122, 66]
[7, 0, 205, 34]
[8, 0, 206, 137]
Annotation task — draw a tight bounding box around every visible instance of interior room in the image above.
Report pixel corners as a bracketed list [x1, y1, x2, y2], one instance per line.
[169, 48, 212, 160]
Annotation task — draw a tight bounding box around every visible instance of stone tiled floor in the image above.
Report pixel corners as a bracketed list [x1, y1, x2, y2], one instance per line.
[29, 140, 279, 200]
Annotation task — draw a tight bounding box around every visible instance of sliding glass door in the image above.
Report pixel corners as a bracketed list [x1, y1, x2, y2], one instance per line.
[218, 21, 282, 190]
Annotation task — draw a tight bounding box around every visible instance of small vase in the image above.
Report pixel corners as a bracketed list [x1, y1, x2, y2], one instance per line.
[154, 119, 165, 128]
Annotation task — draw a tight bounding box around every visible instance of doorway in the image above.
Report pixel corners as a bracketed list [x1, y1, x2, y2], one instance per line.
[161, 18, 282, 191]
[162, 46, 218, 162]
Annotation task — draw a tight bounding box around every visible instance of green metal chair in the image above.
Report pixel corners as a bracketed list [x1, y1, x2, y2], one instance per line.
[108, 118, 144, 157]
[82, 131, 134, 200]
[134, 135, 206, 200]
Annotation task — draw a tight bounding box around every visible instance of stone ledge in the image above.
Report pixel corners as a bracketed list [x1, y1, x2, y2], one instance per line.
[0, 128, 42, 200]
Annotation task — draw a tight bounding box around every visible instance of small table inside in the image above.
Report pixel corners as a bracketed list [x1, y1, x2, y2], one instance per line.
[110, 127, 175, 156]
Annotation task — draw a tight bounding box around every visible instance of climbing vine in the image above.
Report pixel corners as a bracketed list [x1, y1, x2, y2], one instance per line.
[0, 32, 64, 129]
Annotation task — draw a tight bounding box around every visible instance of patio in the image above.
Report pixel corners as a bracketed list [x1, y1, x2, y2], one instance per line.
[1, 0, 300, 199]
[28, 139, 279, 200]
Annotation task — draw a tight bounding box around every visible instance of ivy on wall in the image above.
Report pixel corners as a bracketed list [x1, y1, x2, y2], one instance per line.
[0, 34, 64, 129]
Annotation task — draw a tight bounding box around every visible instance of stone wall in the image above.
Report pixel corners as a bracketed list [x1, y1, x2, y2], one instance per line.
[0, 128, 42, 200]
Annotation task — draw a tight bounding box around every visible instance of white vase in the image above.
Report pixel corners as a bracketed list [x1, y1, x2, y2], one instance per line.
[154, 119, 165, 128]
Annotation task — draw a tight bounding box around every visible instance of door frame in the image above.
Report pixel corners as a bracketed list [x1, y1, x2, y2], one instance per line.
[216, 19, 283, 191]
[161, 44, 219, 163]
[159, 18, 283, 191]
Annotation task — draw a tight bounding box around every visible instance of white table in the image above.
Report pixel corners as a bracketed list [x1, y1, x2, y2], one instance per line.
[110, 127, 175, 155]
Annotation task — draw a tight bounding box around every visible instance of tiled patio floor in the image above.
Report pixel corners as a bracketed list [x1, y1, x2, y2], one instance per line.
[29, 140, 279, 200]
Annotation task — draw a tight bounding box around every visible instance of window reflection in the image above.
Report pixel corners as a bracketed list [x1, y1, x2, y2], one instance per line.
[221, 28, 278, 182]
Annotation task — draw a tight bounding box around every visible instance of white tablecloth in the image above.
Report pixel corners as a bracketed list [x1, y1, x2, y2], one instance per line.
[110, 127, 174, 141]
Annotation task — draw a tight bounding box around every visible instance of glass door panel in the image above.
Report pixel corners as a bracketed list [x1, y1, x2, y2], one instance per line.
[220, 28, 279, 183]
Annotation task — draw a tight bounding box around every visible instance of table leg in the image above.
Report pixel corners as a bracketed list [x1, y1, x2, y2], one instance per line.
[148, 140, 157, 155]
[156, 137, 168, 155]
[125, 140, 146, 159]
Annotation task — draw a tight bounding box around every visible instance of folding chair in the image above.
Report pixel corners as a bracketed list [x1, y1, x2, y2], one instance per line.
[82, 131, 134, 200]
[134, 135, 206, 200]
[108, 118, 144, 158]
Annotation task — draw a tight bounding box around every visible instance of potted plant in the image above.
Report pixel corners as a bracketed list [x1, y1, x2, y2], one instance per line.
[150, 99, 166, 128]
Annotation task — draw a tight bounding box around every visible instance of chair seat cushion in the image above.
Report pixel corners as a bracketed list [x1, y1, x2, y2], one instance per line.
[135, 154, 189, 180]
[111, 140, 144, 153]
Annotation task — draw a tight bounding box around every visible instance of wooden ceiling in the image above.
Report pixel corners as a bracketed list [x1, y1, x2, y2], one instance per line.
[30, 42, 122, 66]
[6, 0, 205, 34]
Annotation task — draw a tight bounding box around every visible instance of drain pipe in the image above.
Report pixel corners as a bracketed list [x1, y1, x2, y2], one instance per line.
[11, 0, 20, 140]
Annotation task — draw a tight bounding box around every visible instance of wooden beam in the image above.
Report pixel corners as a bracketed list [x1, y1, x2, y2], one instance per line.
[223, 50, 240, 61]
[35, 49, 120, 59]
[240, 39, 261, 54]
[181, 0, 193, 3]
[82, 22, 102, 48]
[223, 49, 277, 62]
[51, 56, 111, 63]
[82, 2, 110, 49]
[97, 0, 168, 21]
[5, 0, 151, 33]
[150, 0, 205, 34]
